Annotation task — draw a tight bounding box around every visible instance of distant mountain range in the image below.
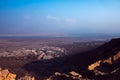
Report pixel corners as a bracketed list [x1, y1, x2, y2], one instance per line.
[0, 33, 120, 38]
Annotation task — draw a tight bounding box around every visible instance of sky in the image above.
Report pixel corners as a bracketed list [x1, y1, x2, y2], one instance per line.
[0, 0, 120, 36]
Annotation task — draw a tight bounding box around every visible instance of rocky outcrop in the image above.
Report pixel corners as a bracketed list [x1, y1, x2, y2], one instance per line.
[0, 46, 66, 60]
[102, 51, 120, 64]
[18, 74, 35, 80]
[88, 60, 101, 71]
[88, 51, 120, 71]
[0, 67, 36, 80]
[0, 68, 16, 80]
[45, 71, 90, 80]
[88, 38, 120, 77]
[36, 46, 66, 60]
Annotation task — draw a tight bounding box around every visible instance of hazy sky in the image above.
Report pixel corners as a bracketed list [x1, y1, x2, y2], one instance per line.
[0, 0, 120, 36]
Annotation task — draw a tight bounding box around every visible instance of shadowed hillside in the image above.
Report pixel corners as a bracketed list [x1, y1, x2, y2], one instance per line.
[0, 38, 120, 80]
[23, 38, 120, 80]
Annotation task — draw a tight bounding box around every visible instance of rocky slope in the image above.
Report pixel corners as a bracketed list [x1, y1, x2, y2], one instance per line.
[87, 38, 120, 80]
[0, 67, 35, 80]
[0, 38, 120, 80]
[37, 38, 120, 80]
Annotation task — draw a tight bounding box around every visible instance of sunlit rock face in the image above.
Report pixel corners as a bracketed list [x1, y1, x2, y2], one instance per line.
[102, 51, 120, 64]
[112, 51, 120, 62]
[88, 51, 120, 71]
[88, 38, 120, 77]
[0, 68, 16, 80]
[0, 67, 36, 80]
[88, 60, 101, 70]
[45, 71, 90, 80]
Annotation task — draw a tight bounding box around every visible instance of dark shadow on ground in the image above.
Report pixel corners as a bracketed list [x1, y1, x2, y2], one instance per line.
[23, 50, 97, 79]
